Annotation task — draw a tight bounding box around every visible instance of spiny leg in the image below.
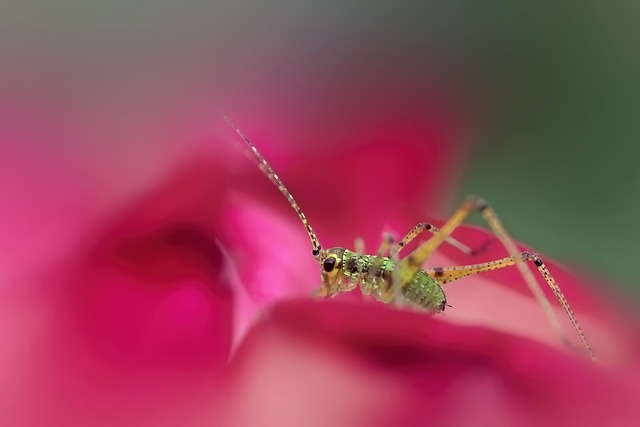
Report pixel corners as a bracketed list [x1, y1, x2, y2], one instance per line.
[472, 199, 594, 360]
[428, 251, 549, 285]
[392, 198, 484, 295]
[393, 196, 595, 361]
[390, 222, 475, 260]
[427, 251, 595, 358]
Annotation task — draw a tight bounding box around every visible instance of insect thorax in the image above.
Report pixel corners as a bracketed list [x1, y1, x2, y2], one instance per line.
[338, 249, 447, 313]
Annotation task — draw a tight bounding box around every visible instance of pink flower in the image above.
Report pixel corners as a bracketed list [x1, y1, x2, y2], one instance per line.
[2, 112, 638, 427]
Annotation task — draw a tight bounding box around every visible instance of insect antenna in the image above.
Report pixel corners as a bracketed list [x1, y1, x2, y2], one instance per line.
[224, 116, 324, 259]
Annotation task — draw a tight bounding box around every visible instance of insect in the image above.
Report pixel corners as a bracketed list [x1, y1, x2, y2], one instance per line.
[226, 117, 595, 362]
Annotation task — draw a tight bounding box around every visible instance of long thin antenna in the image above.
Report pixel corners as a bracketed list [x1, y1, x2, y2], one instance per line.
[224, 116, 323, 259]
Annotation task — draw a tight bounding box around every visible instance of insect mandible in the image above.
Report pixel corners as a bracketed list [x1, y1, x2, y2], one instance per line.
[225, 117, 595, 362]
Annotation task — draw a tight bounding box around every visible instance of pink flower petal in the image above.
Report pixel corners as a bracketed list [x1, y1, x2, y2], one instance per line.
[223, 298, 639, 427]
[2, 157, 236, 426]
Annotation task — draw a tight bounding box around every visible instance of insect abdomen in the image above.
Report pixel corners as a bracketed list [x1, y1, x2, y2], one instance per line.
[401, 271, 447, 312]
[342, 250, 446, 312]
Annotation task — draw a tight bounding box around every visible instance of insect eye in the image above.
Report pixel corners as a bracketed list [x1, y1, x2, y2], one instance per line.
[323, 257, 336, 272]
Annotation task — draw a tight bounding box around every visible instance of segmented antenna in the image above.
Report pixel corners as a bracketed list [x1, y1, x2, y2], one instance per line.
[224, 116, 323, 258]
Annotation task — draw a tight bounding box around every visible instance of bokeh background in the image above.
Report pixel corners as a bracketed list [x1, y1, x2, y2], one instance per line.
[453, 3, 640, 295]
[2, 3, 639, 426]
[1, 0, 638, 298]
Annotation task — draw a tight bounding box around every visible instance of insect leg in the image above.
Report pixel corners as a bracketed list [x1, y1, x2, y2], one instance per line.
[471, 199, 594, 360]
[390, 222, 473, 259]
[380, 213, 478, 304]
[395, 196, 593, 361]
[427, 250, 595, 360]
[428, 251, 548, 284]
[390, 197, 482, 297]
[376, 233, 395, 257]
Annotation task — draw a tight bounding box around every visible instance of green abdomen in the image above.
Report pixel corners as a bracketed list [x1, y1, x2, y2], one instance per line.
[342, 250, 446, 313]
[401, 270, 447, 312]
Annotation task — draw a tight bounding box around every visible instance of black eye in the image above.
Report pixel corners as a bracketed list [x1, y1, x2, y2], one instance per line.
[323, 257, 336, 272]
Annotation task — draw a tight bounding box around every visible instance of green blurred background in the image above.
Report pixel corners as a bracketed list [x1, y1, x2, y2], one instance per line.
[2, 1, 638, 293]
[454, 3, 640, 294]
